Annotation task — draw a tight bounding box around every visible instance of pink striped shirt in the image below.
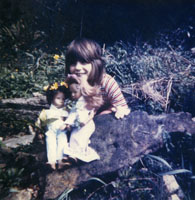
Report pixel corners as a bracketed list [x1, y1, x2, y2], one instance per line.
[100, 73, 128, 108]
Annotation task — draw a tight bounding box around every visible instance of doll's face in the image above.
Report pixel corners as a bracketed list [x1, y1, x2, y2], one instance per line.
[70, 62, 92, 81]
[52, 92, 65, 108]
[69, 83, 81, 100]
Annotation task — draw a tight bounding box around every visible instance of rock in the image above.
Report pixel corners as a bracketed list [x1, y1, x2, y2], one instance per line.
[191, 47, 195, 54]
[2, 125, 36, 149]
[3, 188, 33, 200]
[2, 134, 35, 148]
[168, 194, 181, 200]
[0, 96, 48, 110]
[163, 175, 184, 199]
[1, 96, 194, 199]
[163, 175, 180, 194]
[42, 111, 195, 199]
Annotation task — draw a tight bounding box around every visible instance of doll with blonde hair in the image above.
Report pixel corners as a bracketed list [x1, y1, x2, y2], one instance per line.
[61, 76, 103, 162]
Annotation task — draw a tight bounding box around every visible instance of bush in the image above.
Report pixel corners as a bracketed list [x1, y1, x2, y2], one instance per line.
[0, 50, 66, 99]
[104, 41, 195, 114]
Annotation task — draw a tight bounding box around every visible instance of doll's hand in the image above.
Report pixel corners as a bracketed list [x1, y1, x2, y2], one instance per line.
[113, 106, 131, 119]
[66, 124, 71, 131]
[88, 110, 95, 119]
[59, 124, 67, 130]
[38, 133, 44, 140]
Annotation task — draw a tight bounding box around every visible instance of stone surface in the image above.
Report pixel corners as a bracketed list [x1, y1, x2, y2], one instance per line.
[0, 96, 47, 110]
[42, 111, 195, 199]
[1, 96, 194, 199]
[163, 175, 184, 199]
[163, 175, 180, 194]
[168, 194, 181, 200]
[3, 134, 35, 148]
[3, 188, 33, 200]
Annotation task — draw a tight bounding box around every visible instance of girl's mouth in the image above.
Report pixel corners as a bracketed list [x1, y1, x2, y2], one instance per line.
[75, 69, 88, 76]
[75, 72, 87, 76]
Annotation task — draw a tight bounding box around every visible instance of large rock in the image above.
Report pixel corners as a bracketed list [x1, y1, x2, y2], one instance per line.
[43, 111, 195, 199]
[1, 97, 194, 199]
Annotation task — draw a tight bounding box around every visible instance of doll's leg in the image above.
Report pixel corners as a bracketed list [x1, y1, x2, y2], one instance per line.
[56, 131, 69, 161]
[69, 121, 100, 162]
[45, 130, 57, 164]
[70, 121, 95, 151]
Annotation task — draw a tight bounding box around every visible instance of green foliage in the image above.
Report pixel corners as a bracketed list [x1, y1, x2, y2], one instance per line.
[0, 167, 24, 188]
[0, 50, 66, 99]
[156, 131, 195, 199]
[0, 110, 34, 138]
[58, 131, 195, 200]
[67, 164, 165, 200]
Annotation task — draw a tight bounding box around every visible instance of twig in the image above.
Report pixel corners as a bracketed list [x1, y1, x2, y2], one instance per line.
[168, 45, 195, 66]
[165, 76, 173, 112]
[131, 187, 153, 192]
[86, 182, 112, 200]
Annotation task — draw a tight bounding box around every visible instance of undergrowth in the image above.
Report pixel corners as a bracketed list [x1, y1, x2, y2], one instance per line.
[104, 41, 195, 114]
[55, 132, 195, 200]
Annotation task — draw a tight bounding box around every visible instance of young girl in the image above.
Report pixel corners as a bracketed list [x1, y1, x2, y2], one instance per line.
[36, 82, 70, 170]
[65, 37, 130, 119]
[62, 76, 103, 162]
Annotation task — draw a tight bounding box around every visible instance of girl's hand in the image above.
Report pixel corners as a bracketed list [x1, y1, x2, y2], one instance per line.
[112, 106, 131, 119]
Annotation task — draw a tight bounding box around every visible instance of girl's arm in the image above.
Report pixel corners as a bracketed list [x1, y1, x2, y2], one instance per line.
[102, 74, 130, 119]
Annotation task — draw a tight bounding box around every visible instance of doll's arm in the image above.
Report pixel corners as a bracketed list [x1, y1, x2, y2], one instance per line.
[79, 110, 95, 126]
[35, 109, 47, 128]
[64, 111, 77, 126]
[35, 109, 47, 139]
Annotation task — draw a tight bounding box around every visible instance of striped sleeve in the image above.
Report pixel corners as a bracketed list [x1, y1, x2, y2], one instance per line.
[102, 74, 128, 108]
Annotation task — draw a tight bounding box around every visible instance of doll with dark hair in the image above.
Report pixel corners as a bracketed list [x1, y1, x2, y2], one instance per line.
[36, 82, 70, 170]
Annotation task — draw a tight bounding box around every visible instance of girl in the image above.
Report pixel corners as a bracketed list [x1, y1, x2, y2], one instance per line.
[36, 82, 70, 170]
[65, 38, 130, 119]
[62, 76, 103, 162]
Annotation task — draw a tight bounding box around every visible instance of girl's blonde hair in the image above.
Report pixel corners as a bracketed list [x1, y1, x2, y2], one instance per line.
[67, 76, 103, 110]
[65, 38, 105, 86]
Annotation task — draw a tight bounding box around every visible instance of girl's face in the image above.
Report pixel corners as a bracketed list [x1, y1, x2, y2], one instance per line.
[70, 62, 92, 82]
[52, 92, 65, 108]
[69, 83, 81, 100]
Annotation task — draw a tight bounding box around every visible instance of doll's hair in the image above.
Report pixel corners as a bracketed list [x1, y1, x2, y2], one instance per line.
[46, 83, 70, 105]
[67, 75, 103, 110]
[65, 38, 105, 86]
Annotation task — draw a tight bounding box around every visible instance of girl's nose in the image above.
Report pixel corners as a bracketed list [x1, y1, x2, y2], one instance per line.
[75, 62, 82, 70]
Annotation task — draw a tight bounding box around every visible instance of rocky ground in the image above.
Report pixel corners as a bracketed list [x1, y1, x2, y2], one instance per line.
[0, 97, 195, 199]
